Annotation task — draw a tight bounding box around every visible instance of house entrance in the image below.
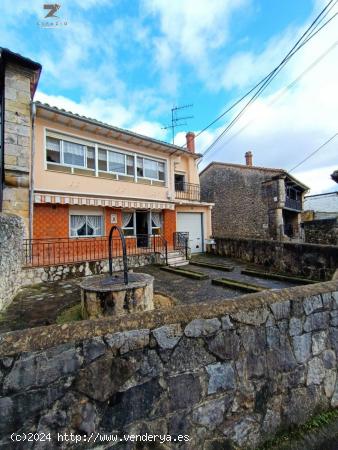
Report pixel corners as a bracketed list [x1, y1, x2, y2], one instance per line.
[136, 211, 149, 247]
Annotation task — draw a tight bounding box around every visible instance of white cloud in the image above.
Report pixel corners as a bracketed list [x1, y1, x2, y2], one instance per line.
[196, 3, 338, 195]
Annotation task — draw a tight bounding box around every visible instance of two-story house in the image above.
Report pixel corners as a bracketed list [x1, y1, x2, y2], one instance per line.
[31, 103, 212, 258]
[200, 152, 308, 241]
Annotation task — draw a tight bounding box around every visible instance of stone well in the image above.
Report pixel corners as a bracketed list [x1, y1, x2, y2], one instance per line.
[80, 272, 154, 319]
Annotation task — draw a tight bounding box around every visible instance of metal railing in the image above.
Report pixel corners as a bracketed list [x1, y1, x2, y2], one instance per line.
[285, 196, 302, 211]
[173, 232, 189, 259]
[23, 234, 168, 267]
[175, 182, 200, 201]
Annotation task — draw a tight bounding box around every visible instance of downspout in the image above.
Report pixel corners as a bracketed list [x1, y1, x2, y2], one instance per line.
[29, 102, 36, 240]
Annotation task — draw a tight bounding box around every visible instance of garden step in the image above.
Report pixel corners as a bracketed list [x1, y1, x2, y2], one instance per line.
[161, 266, 209, 279]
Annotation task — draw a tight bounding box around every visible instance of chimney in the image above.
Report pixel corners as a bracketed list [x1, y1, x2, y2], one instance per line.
[245, 151, 253, 166]
[186, 132, 195, 153]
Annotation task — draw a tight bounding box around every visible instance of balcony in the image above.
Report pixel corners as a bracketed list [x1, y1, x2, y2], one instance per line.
[285, 196, 302, 211]
[175, 182, 200, 202]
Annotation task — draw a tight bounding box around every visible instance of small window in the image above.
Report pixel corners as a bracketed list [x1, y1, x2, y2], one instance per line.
[87, 147, 95, 170]
[137, 157, 144, 177]
[158, 162, 165, 181]
[98, 149, 107, 171]
[108, 151, 125, 174]
[151, 212, 162, 235]
[64, 141, 85, 167]
[70, 215, 103, 237]
[175, 173, 185, 191]
[127, 155, 134, 176]
[46, 137, 60, 163]
[122, 212, 134, 236]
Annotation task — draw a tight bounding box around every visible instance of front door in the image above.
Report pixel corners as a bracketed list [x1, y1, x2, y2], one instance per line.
[136, 211, 149, 247]
[176, 212, 203, 253]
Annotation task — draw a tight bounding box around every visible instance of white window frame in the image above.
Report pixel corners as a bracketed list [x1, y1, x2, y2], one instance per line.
[69, 211, 104, 238]
[46, 134, 96, 171]
[45, 128, 167, 184]
[122, 211, 136, 237]
[137, 156, 166, 182]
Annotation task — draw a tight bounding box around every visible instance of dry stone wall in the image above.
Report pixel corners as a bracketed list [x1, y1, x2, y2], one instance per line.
[211, 236, 338, 281]
[0, 214, 25, 311]
[0, 281, 337, 449]
[304, 218, 338, 246]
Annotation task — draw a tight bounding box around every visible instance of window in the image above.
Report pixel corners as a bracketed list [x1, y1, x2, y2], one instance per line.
[70, 214, 103, 237]
[137, 157, 166, 181]
[127, 155, 134, 175]
[122, 212, 135, 236]
[175, 173, 185, 191]
[151, 212, 162, 235]
[46, 134, 95, 170]
[46, 137, 61, 163]
[98, 148, 107, 171]
[63, 141, 85, 167]
[108, 151, 125, 173]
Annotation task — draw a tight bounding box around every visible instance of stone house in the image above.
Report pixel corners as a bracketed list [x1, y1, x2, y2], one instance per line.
[0, 47, 213, 269]
[200, 152, 308, 240]
[0, 48, 41, 233]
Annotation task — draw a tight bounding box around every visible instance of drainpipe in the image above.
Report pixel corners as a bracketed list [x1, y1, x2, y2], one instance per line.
[29, 102, 36, 241]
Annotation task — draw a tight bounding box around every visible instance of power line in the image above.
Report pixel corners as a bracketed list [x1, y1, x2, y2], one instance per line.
[289, 133, 338, 172]
[207, 41, 337, 152]
[196, 0, 337, 160]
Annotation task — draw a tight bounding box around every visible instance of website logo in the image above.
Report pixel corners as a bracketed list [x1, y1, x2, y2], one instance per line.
[38, 3, 68, 28]
[43, 4, 61, 18]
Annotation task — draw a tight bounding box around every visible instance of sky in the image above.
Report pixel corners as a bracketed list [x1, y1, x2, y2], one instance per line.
[1, 0, 337, 194]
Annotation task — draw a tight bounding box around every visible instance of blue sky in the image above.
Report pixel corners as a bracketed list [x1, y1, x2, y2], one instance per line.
[1, 0, 337, 193]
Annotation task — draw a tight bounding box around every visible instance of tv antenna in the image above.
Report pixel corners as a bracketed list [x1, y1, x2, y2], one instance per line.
[162, 104, 193, 144]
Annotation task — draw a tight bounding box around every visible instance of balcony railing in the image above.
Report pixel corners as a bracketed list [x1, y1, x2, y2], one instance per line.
[175, 182, 200, 201]
[285, 196, 302, 211]
[23, 234, 167, 267]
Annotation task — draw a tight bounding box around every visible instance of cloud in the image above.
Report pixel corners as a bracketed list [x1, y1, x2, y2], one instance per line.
[196, 2, 338, 195]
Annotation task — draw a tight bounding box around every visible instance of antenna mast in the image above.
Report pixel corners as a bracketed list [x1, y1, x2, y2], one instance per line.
[162, 104, 193, 144]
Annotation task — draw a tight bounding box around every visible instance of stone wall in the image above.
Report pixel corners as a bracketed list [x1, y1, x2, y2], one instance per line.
[304, 218, 338, 246]
[211, 237, 338, 281]
[22, 253, 159, 286]
[0, 214, 25, 311]
[0, 281, 337, 449]
[200, 164, 285, 240]
[2, 63, 35, 233]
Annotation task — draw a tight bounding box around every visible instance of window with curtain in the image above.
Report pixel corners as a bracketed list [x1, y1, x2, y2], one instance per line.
[122, 212, 134, 236]
[151, 212, 162, 235]
[70, 215, 103, 237]
[144, 159, 158, 179]
[108, 151, 125, 173]
[87, 147, 95, 169]
[98, 148, 107, 171]
[46, 137, 61, 163]
[137, 157, 165, 181]
[63, 141, 85, 166]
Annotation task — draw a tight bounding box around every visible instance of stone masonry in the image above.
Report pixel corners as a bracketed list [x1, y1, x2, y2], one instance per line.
[0, 214, 25, 311]
[2, 61, 39, 233]
[304, 218, 338, 246]
[0, 281, 337, 449]
[200, 162, 306, 240]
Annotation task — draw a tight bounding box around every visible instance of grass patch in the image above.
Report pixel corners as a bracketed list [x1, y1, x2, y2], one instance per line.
[56, 304, 82, 325]
[258, 409, 338, 450]
[212, 277, 268, 292]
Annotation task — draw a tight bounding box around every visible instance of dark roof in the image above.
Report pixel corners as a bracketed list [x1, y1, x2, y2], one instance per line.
[200, 161, 309, 190]
[35, 101, 201, 158]
[0, 47, 41, 96]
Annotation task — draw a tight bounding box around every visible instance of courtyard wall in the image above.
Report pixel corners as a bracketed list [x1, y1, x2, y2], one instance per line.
[210, 236, 338, 281]
[0, 281, 337, 449]
[0, 214, 25, 311]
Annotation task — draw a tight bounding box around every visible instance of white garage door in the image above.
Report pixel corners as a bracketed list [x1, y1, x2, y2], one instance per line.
[177, 212, 203, 253]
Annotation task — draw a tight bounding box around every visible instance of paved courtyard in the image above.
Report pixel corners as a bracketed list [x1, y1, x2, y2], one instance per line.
[0, 254, 301, 333]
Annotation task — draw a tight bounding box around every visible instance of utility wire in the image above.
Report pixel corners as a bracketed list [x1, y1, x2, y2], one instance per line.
[289, 133, 338, 172]
[192, 0, 337, 144]
[207, 41, 337, 152]
[200, 6, 338, 161]
[194, 0, 337, 160]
